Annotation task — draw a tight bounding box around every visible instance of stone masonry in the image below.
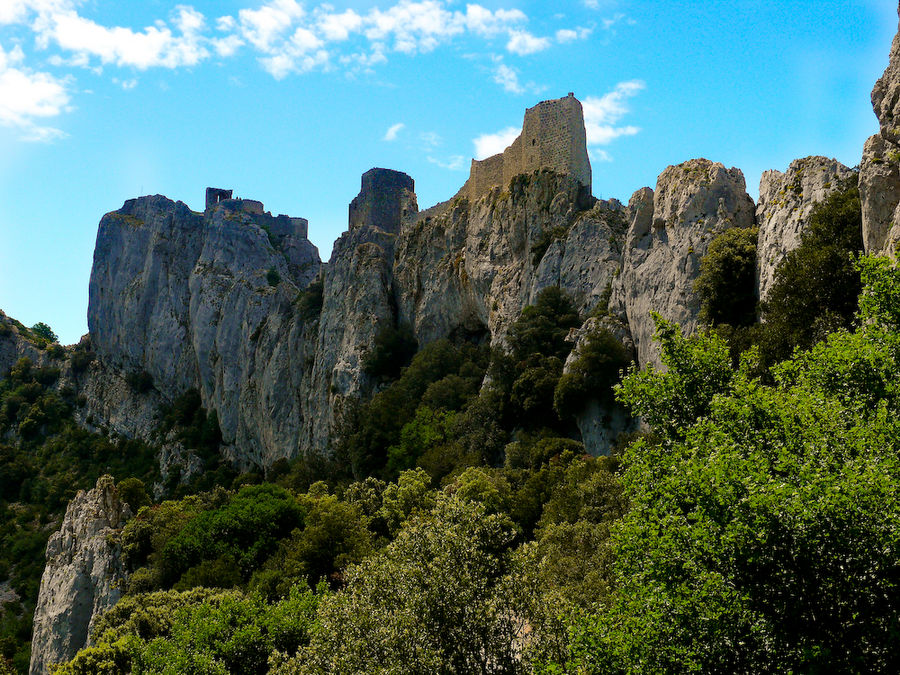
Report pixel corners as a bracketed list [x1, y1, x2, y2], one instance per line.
[459, 93, 591, 202]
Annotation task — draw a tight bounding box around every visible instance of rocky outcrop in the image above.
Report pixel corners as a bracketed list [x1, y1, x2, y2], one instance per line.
[562, 315, 636, 456]
[610, 159, 756, 369]
[302, 170, 413, 454]
[29, 476, 131, 675]
[394, 170, 608, 346]
[860, 5, 900, 257]
[872, 5, 900, 147]
[87, 194, 321, 468]
[756, 157, 853, 299]
[860, 133, 900, 256]
[0, 311, 50, 375]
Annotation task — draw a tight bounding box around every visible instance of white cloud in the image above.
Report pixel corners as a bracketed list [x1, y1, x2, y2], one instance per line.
[428, 155, 465, 170]
[473, 126, 519, 160]
[0, 43, 69, 141]
[383, 122, 405, 141]
[9, 0, 564, 87]
[112, 76, 137, 90]
[506, 29, 550, 56]
[556, 27, 592, 43]
[493, 63, 523, 94]
[464, 5, 526, 36]
[419, 130, 442, 149]
[238, 0, 305, 52]
[316, 9, 363, 41]
[33, 6, 211, 69]
[582, 79, 645, 146]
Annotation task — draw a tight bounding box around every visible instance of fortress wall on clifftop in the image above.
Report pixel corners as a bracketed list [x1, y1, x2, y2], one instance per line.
[459, 93, 591, 203]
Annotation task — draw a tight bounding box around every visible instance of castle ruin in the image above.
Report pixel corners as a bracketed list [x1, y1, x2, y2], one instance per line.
[459, 93, 591, 202]
[349, 168, 417, 234]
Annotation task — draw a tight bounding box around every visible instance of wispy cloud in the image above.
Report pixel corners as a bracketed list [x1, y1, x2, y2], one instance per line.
[473, 126, 519, 160]
[582, 79, 645, 146]
[0, 43, 70, 142]
[383, 122, 405, 141]
[0, 0, 591, 135]
[506, 29, 550, 56]
[428, 155, 465, 170]
[556, 27, 592, 43]
[493, 62, 523, 94]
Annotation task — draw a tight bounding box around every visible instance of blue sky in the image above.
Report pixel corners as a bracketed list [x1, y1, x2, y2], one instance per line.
[0, 0, 896, 344]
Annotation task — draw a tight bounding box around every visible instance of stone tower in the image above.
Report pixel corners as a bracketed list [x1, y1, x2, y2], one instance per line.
[349, 168, 417, 234]
[461, 93, 591, 201]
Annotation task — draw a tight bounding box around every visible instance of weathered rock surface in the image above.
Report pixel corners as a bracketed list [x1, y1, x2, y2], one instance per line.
[860, 5, 900, 257]
[610, 159, 756, 369]
[562, 315, 636, 456]
[88, 194, 321, 468]
[29, 476, 131, 675]
[0, 311, 50, 375]
[756, 156, 853, 299]
[394, 170, 604, 346]
[872, 4, 900, 147]
[302, 169, 414, 454]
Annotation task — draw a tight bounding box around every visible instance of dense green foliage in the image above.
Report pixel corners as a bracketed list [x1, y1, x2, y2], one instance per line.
[361, 322, 419, 381]
[25, 239, 900, 673]
[545, 259, 900, 672]
[295, 279, 324, 322]
[0, 355, 160, 672]
[694, 226, 758, 327]
[553, 326, 631, 419]
[759, 176, 863, 362]
[56, 586, 322, 675]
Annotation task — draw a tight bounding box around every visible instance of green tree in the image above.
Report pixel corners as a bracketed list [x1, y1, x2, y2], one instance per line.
[759, 177, 863, 364]
[281, 493, 522, 674]
[546, 262, 900, 672]
[694, 226, 758, 327]
[30, 322, 57, 343]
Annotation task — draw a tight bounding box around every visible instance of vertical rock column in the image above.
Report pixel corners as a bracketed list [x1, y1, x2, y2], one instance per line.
[29, 476, 132, 675]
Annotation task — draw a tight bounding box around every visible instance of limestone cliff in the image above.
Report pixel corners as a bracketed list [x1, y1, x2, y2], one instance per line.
[302, 169, 416, 454]
[610, 159, 756, 369]
[29, 476, 131, 675]
[394, 170, 615, 347]
[88, 193, 320, 468]
[860, 4, 900, 256]
[756, 157, 853, 299]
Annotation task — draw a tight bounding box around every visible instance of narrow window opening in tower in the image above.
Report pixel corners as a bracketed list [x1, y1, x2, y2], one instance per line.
[532, 139, 536, 146]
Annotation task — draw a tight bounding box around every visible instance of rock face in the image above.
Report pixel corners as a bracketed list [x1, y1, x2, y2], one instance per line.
[0, 311, 47, 375]
[88, 194, 321, 468]
[29, 476, 131, 675]
[756, 157, 853, 299]
[302, 169, 414, 454]
[860, 5, 900, 257]
[393, 170, 613, 347]
[562, 315, 636, 456]
[610, 159, 756, 368]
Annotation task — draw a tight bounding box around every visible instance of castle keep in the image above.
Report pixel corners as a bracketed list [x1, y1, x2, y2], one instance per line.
[460, 93, 591, 202]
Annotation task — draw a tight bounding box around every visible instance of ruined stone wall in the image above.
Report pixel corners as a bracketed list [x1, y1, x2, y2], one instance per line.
[349, 168, 417, 234]
[460, 94, 591, 202]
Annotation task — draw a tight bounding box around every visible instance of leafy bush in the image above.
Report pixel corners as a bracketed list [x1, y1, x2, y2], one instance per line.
[266, 267, 281, 286]
[759, 176, 863, 364]
[283, 494, 520, 674]
[30, 322, 57, 344]
[295, 278, 324, 321]
[553, 326, 631, 418]
[125, 370, 154, 394]
[361, 322, 418, 381]
[694, 226, 759, 327]
[545, 262, 900, 672]
[59, 586, 322, 675]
